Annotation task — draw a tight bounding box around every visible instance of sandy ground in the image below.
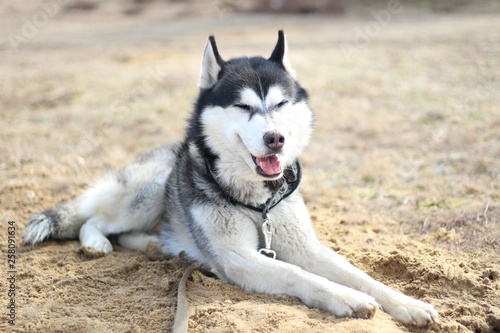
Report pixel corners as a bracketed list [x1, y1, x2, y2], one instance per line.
[1, 2, 499, 332]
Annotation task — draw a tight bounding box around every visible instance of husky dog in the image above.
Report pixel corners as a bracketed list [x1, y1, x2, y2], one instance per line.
[24, 31, 438, 326]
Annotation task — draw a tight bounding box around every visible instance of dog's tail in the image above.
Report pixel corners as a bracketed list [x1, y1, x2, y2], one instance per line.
[24, 197, 88, 245]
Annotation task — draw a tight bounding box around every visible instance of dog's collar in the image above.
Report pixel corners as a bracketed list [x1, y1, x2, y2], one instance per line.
[204, 159, 302, 219]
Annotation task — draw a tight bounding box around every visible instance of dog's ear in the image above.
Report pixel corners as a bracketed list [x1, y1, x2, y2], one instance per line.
[198, 35, 225, 89]
[269, 30, 296, 78]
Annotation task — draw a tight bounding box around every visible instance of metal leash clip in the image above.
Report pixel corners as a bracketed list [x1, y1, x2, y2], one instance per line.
[258, 217, 276, 259]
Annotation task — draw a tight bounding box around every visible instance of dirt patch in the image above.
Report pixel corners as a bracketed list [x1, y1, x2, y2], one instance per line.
[1, 3, 499, 333]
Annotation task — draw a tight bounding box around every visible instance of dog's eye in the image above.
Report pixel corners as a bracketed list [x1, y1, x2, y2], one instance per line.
[276, 100, 289, 108]
[234, 104, 252, 111]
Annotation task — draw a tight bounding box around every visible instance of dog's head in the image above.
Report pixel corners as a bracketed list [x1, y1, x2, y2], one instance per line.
[189, 31, 313, 183]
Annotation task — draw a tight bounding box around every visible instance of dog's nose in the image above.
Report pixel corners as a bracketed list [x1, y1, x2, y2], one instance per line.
[263, 131, 285, 150]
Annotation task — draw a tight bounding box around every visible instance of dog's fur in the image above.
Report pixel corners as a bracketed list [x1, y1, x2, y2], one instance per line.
[24, 31, 438, 326]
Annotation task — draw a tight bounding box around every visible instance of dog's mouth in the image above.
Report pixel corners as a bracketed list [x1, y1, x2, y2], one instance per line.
[252, 154, 282, 178]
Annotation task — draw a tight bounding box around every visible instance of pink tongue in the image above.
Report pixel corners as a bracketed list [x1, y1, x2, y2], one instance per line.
[256, 155, 282, 175]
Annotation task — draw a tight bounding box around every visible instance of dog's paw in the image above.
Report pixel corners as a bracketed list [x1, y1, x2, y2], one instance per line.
[382, 294, 438, 326]
[351, 299, 378, 319]
[145, 240, 170, 261]
[328, 290, 379, 319]
[80, 237, 113, 258]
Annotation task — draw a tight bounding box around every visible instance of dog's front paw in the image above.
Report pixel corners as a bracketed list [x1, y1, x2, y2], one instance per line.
[350, 297, 378, 319]
[382, 294, 438, 326]
[328, 290, 379, 319]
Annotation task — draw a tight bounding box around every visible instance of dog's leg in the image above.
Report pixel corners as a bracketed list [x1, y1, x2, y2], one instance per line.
[118, 231, 160, 252]
[288, 240, 438, 326]
[216, 249, 379, 319]
[79, 217, 113, 256]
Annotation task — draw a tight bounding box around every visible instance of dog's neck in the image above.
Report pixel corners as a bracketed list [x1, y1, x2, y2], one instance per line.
[264, 178, 286, 193]
[204, 157, 302, 213]
[205, 160, 275, 207]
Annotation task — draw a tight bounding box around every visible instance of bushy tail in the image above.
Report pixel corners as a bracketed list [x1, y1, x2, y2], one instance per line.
[24, 197, 87, 245]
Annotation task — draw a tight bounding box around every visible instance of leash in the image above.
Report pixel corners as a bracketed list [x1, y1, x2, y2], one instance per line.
[172, 265, 198, 333]
[172, 264, 213, 333]
[205, 159, 302, 259]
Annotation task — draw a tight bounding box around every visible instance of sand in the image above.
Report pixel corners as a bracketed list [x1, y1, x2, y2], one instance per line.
[1, 2, 499, 332]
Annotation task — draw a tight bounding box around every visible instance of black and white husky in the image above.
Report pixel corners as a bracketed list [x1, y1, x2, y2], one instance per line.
[24, 31, 438, 326]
